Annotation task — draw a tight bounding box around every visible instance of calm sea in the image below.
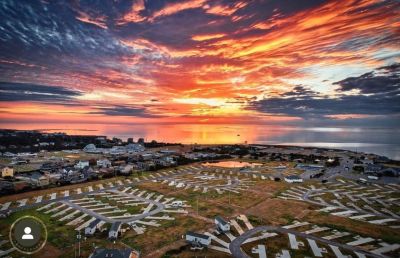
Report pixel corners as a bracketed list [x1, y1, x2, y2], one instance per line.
[1, 123, 399, 160]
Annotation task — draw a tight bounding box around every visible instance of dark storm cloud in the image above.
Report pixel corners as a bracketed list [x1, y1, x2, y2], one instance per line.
[0, 81, 82, 102]
[250, 94, 400, 117]
[281, 85, 319, 97]
[249, 64, 400, 118]
[0, 0, 155, 84]
[334, 63, 400, 94]
[0, 1, 130, 57]
[91, 105, 161, 118]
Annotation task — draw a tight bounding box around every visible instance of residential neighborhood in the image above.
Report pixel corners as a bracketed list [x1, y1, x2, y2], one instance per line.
[0, 130, 399, 257]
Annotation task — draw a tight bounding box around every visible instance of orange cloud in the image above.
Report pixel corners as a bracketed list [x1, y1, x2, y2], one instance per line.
[2, 0, 399, 127]
[203, 1, 248, 16]
[192, 33, 226, 41]
[150, 0, 207, 21]
[75, 11, 107, 29]
[118, 0, 146, 24]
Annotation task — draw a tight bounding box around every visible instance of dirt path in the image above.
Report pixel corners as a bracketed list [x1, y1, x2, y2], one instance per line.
[143, 239, 186, 258]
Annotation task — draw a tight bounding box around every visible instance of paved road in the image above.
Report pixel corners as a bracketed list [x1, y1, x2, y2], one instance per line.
[62, 189, 166, 223]
[6, 169, 189, 215]
[302, 189, 398, 220]
[168, 171, 242, 190]
[8, 185, 119, 213]
[61, 199, 114, 223]
[229, 225, 386, 258]
[107, 189, 165, 223]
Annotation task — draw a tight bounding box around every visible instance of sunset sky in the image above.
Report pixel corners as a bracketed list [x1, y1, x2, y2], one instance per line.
[0, 0, 399, 128]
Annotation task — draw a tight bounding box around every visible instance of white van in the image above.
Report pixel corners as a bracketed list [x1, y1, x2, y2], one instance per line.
[367, 175, 379, 180]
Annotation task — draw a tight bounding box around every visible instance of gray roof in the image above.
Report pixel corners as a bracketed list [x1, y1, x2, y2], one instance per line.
[30, 172, 45, 180]
[88, 218, 101, 229]
[215, 216, 228, 226]
[366, 164, 384, 171]
[186, 231, 210, 240]
[285, 175, 301, 180]
[110, 222, 122, 232]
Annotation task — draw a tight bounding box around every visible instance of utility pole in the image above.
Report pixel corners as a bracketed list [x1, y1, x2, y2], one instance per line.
[196, 196, 199, 215]
[77, 230, 82, 257]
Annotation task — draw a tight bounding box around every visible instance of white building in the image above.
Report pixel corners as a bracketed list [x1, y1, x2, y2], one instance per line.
[83, 144, 97, 153]
[185, 231, 211, 246]
[141, 153, 154, 161]
[284, 175, 303, 183]
[108, 222, 121, 240]
[97, 159, 111, 168]
[119, 164, 133, 175]
[159, 149, 176, 155]
[110, 146, 126, 155]
[215, 216, 230, 232]
[85, 219, 101, 236]
[76, 160, 89, 169]
[126, 143, 145, 153]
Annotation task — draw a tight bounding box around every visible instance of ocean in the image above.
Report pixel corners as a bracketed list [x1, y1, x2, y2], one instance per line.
[1, 123, 399, 160]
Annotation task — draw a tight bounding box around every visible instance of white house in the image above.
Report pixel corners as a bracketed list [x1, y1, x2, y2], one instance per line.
[361, 159, 374, 165]
[185, 231, 211, 246]
[126, 143, 145, 153]
[108, 222, 121, 240]
[85, 219, 101, 236]
[97, 159, 111, 168]
[76, 160, 89, 169]
[159, 149, 176, 155]
[141, 153, 154, 161]
[119, 164, 134, 175]
[110, 146, 126, 155]
[284, 175, 303, 183]
[215, 216, 230, 232]
[83, 144, 97, 153]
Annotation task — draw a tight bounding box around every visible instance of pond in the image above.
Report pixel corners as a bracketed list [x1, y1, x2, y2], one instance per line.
[202, 161, 263, 168]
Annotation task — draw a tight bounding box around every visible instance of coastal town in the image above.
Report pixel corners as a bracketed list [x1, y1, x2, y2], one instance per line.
[0, 129, 399, 258]
[1, 0, 400, 257]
